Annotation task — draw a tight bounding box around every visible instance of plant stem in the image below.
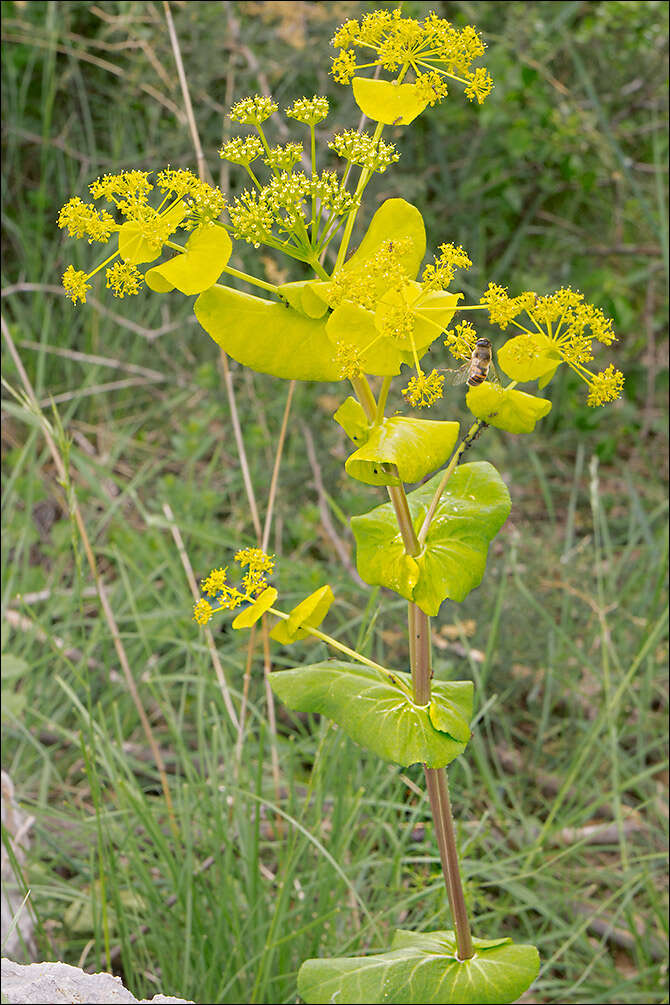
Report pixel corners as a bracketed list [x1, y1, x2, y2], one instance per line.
[417, 418, 485, 546]
[424, 767, 473, 960]
[334, 121, 385, 272]
[349, 369, 474, 957]
[409, 599, 473, 960]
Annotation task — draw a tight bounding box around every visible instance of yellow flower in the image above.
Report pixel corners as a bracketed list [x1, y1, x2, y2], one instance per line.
[193, 598, 213, 626]
[201, 567, 229, 598]
[330, 10, 492, 105]
[285, 96, 330, 125]
[229, 95, 278, 126]
[402, 369, 445, 408]
[422, 243, 472, 292]
[57, 197, 117, 243]
[586, 364, 625, 406]
[62, 265, 91, 305]
[105, 261, 143, 298]
[486, 284, 622, 406]
[444, 320, 478, 362]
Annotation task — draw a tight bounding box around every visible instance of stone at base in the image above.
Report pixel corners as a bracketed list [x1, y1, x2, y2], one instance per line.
[1, 959, 195, 1004]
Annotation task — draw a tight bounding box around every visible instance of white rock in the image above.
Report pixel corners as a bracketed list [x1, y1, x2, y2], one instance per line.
[0, 959, 194, 1004]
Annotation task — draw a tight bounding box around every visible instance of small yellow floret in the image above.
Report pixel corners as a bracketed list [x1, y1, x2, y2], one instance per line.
[193, 598, 213, 626]
[105, 261, 143, 298]
[402, 369, 445, 408]
[62, 265, 91, 306]
[587, 365, 625, 406]
[201, 567, 229, 598]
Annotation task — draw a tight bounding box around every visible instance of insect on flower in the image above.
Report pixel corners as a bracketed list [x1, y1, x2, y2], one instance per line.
[442, 337, 498, 388]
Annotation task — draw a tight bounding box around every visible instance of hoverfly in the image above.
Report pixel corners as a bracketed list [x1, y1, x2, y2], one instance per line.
[442, 337, 497, 388]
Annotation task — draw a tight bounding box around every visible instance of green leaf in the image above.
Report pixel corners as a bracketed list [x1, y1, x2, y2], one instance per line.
[145, 223, 232, 295]
[376, 284, 462, 358]
[194, 285, 340, 381]
[278, 279, 330, 318]
[232, 587, 277, 629]
[326, 302, 404, 376]
[298, 929, 540, 1005]
[333, 397, 369, 443]
[466, 384, 552, 434]
[497, 335, 562, 382]
[352, 78, 429, 126]
[345, 417, 460, 486]
[351, 463, 511, 615]
[118, 202, 186, 265]
[343, 198, 426, 283]
[269, 662, 473, 768]
[270, 585, 334, 644]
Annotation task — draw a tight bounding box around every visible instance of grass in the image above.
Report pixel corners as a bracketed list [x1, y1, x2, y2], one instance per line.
[1, 3, 668, 1004]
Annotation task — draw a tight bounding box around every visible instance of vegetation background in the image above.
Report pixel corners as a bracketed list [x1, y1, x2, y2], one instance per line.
[1, 2, 668, 1003]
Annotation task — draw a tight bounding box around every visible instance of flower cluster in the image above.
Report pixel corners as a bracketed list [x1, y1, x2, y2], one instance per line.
[57, 197, 117, 243]
[219, 136, 264, 167]
[264, 142, 304, 172]
[62, 265, 91, 305]
[481, 284, 623, 406]
[329, 131, 400, 173]
[285, 95, 330, 126]
[480, 283, 536, 329]
[414, 70, 449, 106]
[402, 369, 445, 408]
[328, 238, 415, 311]
[194, 549, 276, 626]
[59, 168, 226, 303]
[422, 243, 472, 291]
[444, 320, 478, 361]
[105, 261, 143, 298]
[228, 170, 356, 249]
[229, 95, 278, 126]
[331, 9, 492, 105]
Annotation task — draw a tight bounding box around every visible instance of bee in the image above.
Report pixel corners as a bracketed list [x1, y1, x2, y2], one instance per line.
[442, 338, 497, 388]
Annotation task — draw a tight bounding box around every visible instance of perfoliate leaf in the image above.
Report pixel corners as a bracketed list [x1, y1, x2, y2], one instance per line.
[298, 929, 540, 1005]
[118, 203, 186, 265]
[333, 397, 369, 444]
[269, 585, 334, 644]
[145, 223, 232, 295]
[342, 198, 426, 283]
[232, 587, 277, 629]
[327, 301, 403, 376]
[375, 284, 462, 358]
[497, 335, 561, 382]
[269, 662, 473, 768]
[194, 285, 340, 381]
[351, 463, 511, 615]
[352, 77, 429, 126]
[345, 417, 460, 486]
[466, 384, 552, 434]
[278, 279, 330, 318]
[537, 364, 560, 389]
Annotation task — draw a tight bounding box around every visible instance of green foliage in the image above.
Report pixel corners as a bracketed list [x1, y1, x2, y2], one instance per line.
[146, 224, 232, 295]
[298, 929, 540, 1005]
[194, 285, 340, 381]
[269, 662, 473, 768]
[466, 384, 552, 434]
[334, 398, 460, 486]
[351, 463, 511, 613]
